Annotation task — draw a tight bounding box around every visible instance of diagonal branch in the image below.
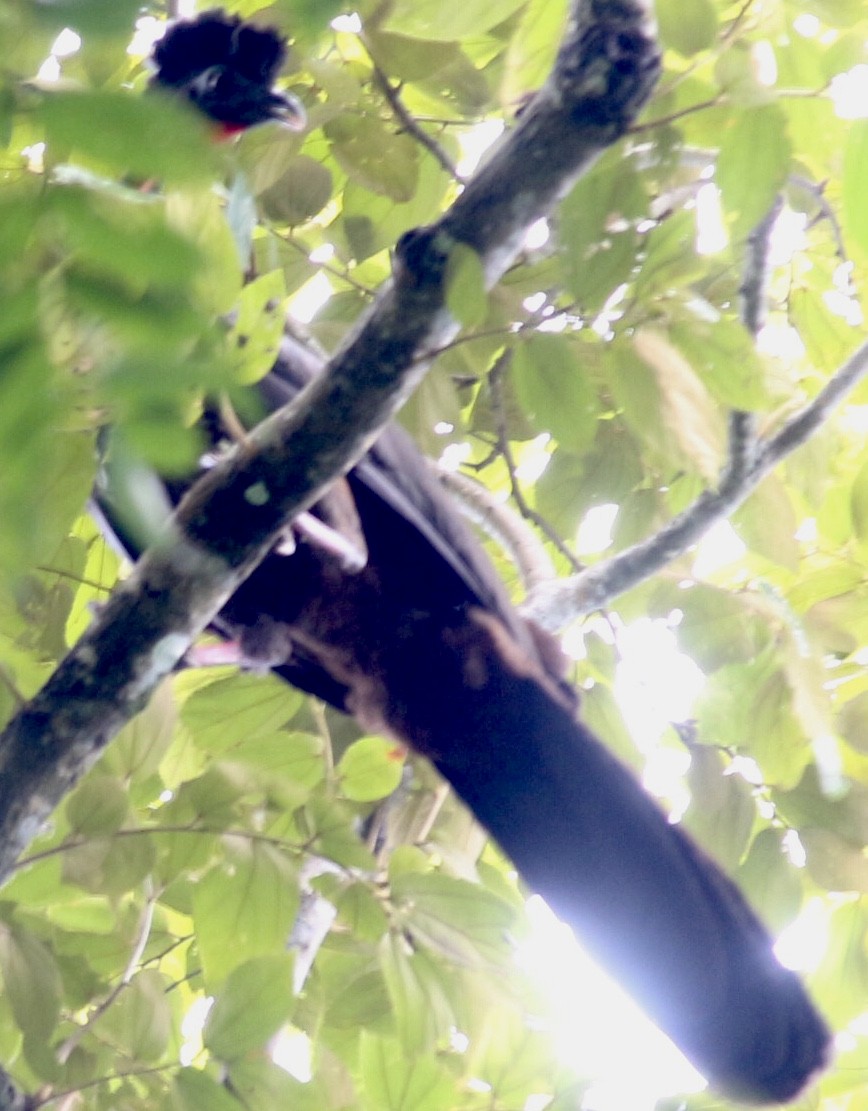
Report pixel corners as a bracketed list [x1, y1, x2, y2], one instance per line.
[0, 0, 661, 883]
[525, 336, 868, 629]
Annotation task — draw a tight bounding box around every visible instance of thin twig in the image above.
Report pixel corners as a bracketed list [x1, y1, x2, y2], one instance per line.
[488, 351, 584, 572]
[56, 886, 157, 1065]
[366, 53, 460, 179]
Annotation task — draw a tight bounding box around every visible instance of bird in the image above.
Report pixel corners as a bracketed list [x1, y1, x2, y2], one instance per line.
[96, 9, 833, 1102]
[148, 8, 306, 139]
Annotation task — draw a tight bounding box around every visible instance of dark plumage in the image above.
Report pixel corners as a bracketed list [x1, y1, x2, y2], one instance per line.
[150, 9, 304, 131]
[96, 14, 834, 1102]
[95, 335, 832, 1103]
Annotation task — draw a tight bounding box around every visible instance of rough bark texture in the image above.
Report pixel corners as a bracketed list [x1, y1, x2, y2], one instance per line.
[0, 0, 661, 881]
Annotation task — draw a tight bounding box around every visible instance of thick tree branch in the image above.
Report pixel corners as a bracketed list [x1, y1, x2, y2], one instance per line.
[0, 0, 660, 882]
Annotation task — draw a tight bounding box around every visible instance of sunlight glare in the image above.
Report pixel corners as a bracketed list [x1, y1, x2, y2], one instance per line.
[128, 16, 165, 57]
[615, 618, 705, 751]
[439, 441, 472, 471]
[757, 320, 806, 360]
[695, 183, 727, 254]
[775, 898, 829, 973]
[692, 519, 746, 577]
[288, 272, 333, 323]
[520, 897, 706, 1107]
[525, 218, 551, 251]
[793, 14, 820, 36]
[514, 434, 553, 484]
[457, 120, 505, 177]
[831, 66, 868, 120]
[36, 55, 61, 83]
[52, 28, 81, 57]
[180, 995, 213, 1066]
[332, 12, 363, 33]
[752, 41, 778, 87]
[576, 503, 617, 555]
[272, 1027, 313, 1082]
[309, 243, 335, 263]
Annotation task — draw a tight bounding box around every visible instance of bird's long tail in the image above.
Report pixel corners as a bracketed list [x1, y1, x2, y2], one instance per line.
[406, 609, 831, 1104]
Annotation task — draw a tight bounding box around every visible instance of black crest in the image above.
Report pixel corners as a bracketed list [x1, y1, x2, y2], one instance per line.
[150, 9, 302, 130]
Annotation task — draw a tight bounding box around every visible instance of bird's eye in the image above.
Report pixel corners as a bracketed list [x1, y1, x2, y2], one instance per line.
[191, 66, 223, 96]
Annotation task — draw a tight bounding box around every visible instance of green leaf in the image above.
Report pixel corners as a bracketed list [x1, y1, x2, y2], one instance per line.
[164, 189, 244, 315]
[733, 476, 800, 571]
[94, 969, 171, 1061]
[182, 672, 302, 754]
[696, 654, 810, 788]
[788, 565, 864, 614]
[367, 33, 464, 82]
[656, 582, 770, 672]
[39, 90, 218, 185]
[633, 210, 705, 297]
[390, 871, 516, 970]
[302, 797, 378, 871]
[851, 455, 868, 553]
[774, 765, 868, 848]
[359, 1032, 456, 1111]
[802, 828, 868, 893]
[467, 1004, 556, 1103]
[173, 1067, 245, 1111]
[737, 828, 803, 932]
[325, 116, 419, 201]
[445, 242, 487, 328]
[656, 0, 717, 57]
[228, 731, 324, 793]
[31, 0, 141, 34]
[501, 0, 569, 102]
[49, 185, 202, 289]
[669, 318, 769, 411]
[511, 333, 597, 451]
[717, 105, 791, 239]
[681, 747, 756, 871]
[632, 329, 724, 481]
[838, 691, 868, 755]
[379, 933, 456, 1052]
[229, 1058, 325, 1110]
[844, 123, 868, 262]
[204, 954, 295, 1059]
[339, 156, 452, 263]
[66, 774, 128, 835]
[192, 841, 299, 987]
[61, 831, 156, 896]
[105, 680, 179, 784]
[384, 0, 526, 40]
[258, 155, 334, 226]
[229, 271, 287, 385]
[283, 0, 345, 40]
[0, 925, 61, 1041]
[814, 902, 868, 1028]
[324, 967, 392, 1030]
[558, 158, 646, 310]
[338, 736, 406, 802]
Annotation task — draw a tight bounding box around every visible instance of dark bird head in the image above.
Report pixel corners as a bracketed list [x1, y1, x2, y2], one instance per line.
[150, 9, 306, 139]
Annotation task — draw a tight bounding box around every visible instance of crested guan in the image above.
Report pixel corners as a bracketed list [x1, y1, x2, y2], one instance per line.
[95, 10, 833, 1102]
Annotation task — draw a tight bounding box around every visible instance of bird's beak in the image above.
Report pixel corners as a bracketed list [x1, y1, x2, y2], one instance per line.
[272, 91, 306, 131]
